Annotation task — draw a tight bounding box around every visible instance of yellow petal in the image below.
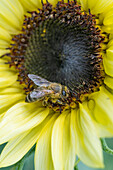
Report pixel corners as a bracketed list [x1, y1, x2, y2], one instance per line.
[94, 121, 113, 138]
[0, 71, 18, 88]
[0, 64, 16, 72]
[87, 100, 113, 138]
[80, 0, 113, 14]
[0, 102, 49, 144]
[0, 112, 5, 122]
[51, 112, 67, 170]
[19, 0, 42, 11]
[0, 114, 54, 167]
[80, 0, 88, 11]
[89, 86, 113, 126]
[0, 27, 11, 42]
[103, 9, 113, 26]
[75, 104, 104, 168]
[82, 0, 98, 12]
[35, 114, 58, 170]
[87, 0, 99, 11]
[107, 39, 113, 48]
[91, 0, 113, 14]
[0, 40, 10, 49]
[106, 46, 113, 61]
[70, 108, 77, 157]
[103, 53, 113, 77]
[52, 110, 76, 170]
[0, 85, 24, 94]
[0, 27, 11, 48]
[109, 34, 113, 40]
[48, 0, 58, 7]
[0, 49, 10, 56]
[104, 75, 113, 89]
[63, 113, 76, 170]
[0, 131, 30, 167]
[0, 93, 24, 113]
[0, 0, 24, 34]
[102, 24, 113, 34]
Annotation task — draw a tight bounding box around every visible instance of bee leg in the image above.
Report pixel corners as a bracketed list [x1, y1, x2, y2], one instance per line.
[59, 106, 62, 114]
[42, 97, 49, 106]
[57, 99, 65, 105]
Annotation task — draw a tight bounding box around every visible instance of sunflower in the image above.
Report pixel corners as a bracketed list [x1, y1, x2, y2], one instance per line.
[0, 0, 113, 169]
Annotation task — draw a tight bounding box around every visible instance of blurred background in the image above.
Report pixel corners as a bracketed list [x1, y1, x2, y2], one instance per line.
[0, 138, 113, 170]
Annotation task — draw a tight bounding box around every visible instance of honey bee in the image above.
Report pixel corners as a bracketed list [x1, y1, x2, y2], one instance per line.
[25, 74, 70, 105]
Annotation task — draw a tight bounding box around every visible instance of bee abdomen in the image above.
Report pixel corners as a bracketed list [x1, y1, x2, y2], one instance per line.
[25, 93, 34, 103]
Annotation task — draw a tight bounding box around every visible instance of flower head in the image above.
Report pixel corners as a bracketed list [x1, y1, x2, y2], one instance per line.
[0, 0, 113, 169]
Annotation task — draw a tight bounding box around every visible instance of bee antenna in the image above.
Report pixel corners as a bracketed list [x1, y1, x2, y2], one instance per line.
[59, 106, 62, 114]
[88, 8, 91, 15]
[41, 0, 44, 6]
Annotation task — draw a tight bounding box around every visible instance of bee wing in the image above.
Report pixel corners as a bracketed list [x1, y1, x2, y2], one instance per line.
[28, 74, 51, 87]
[30, 89, 53, 101]
[30, 90, 47, 99]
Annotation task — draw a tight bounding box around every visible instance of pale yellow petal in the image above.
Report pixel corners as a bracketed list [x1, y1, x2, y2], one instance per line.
[51, 110, 76, 170]
[0, 64, 16, 72]
[109, 34, 113, 40]
[103, 9, 113, 26]
[0, 40, 10, 49]
[0, 0, 24, 34]
[35, 114, 58, 170]
[90, 0, 113, 14]
[0, 112, 5, 122]
[80, 0, 98, 12]
[52, 112, 67, 170]
[63, 113, 76, 170]
[80, 0, 88, 11]
[87, 0, 98, 11]
[89, 86, 113, 127]
[103, 53, 113, 77]
[0, 49, 10, 56]
[20, 0, 58, 10]
[0, 27, 11, 48]
[107, 39, 113, 48]
[0, 102, 49, 144]
[48, 0, 58, 7]
[102, 24, 113, 34]
[0, 58, 10, 64]
[0, 58, 17, 72]
[103, 44, 113, 77]
[0, 84, 24, 94]
[0, 71, 18, 88]
[0, 114, 54, 167]
[80, 0, 113, 14]
[19, 0, 42, 11]
[70, 108, 77, 157]
[75, 104, 103, 168]
[94, 121, 113, 138]
[104, 75, 113, 89]
[0, 93, 24, 113]
[106, 46, 113, 61]
[86, 100, 113, 137]
[0, 131, 30, 167]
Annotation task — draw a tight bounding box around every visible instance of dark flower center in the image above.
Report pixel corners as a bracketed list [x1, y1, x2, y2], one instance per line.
[25, 18, 103, 94]
[4, 0, 105, 106]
